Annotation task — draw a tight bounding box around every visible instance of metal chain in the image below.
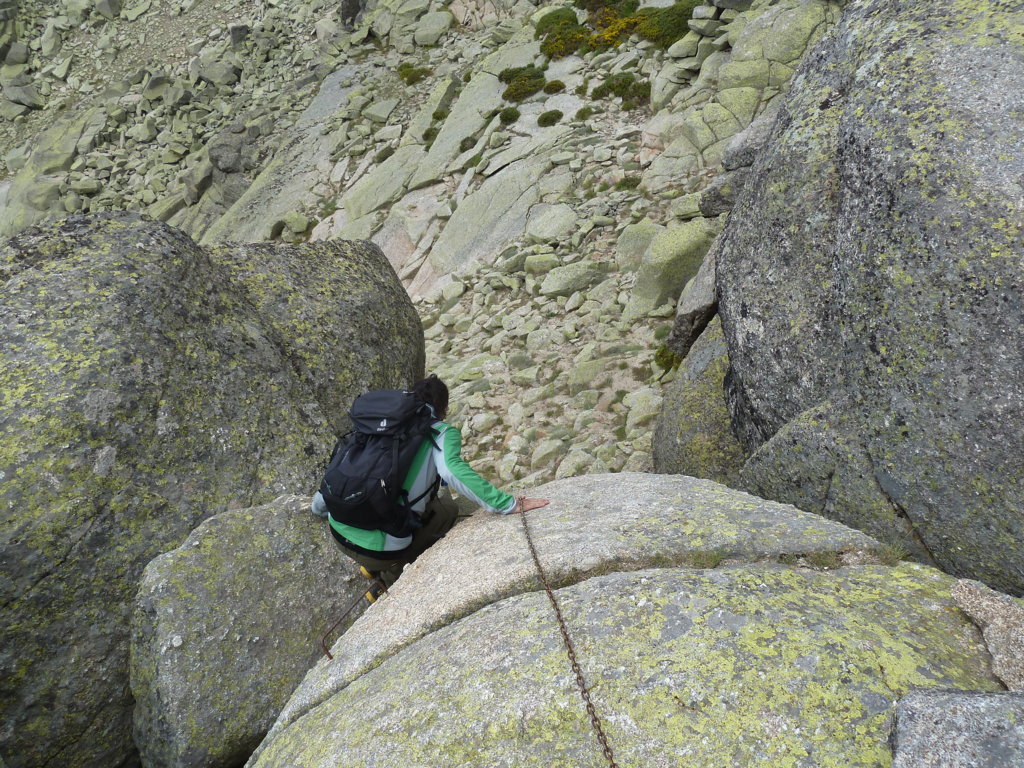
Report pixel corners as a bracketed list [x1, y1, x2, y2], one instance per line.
[519, 512, 620, 768]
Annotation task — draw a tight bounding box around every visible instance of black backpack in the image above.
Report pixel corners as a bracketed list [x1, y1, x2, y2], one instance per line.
[319, 389, 438, 537]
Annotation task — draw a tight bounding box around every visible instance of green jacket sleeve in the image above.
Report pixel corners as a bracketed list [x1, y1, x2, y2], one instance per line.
[434, 423, 516, 514]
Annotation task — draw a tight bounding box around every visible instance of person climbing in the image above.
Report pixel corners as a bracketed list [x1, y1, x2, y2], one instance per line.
[312, 374, 549, 598]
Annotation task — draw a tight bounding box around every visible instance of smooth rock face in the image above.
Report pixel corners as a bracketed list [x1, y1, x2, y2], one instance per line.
[0, 213, 423, 768]
[249, 472, 881, 763]
[892, 691, 1024, 768]
[716, 0, 1024, 593]
[131, 496, 366, 768]
[255, 558, 1000, 767]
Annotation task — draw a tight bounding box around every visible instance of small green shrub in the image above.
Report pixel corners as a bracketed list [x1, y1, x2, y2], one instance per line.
[616, 175, 641, 190]
[463, 71, 472, 82]
[538, 109, 563, 126]
[397, 62, 432, 85]
[592, 72, 649, 107]
[635, 0, 700, 48]
[543, 79, 566, 94]
[806, 551, 842, 570]
[873, 542, 910, 566]
[460, 136, 477, 152]
[682, 550, 725, 569]
[574, 0, 638, 15]
[374, 145, 395, 163]
[540, 23, 590, 59]
[653, 324, 671, 341]
[535, 6, 579, 37]
[500, 66, 547, 102]
[574, 81, 588, 96]
[575, 105, 597, 120]
[499, 106, 521, 124]
[432, 108, 449, 121]
[653, 343, 681, 372]
[422, 125, 439, 146]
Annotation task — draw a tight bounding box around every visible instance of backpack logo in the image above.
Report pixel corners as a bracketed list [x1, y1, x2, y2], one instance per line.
[378, 418, 388, 431]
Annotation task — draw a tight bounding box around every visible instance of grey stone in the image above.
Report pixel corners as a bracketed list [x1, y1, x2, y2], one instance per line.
[721, 101, 781, 170]
[409, 28, 539, 189]
[623, 215, 722, 321]
[717, 0, 1024, 594]
[524, 203, 576, 243]
[131, 496, 368, 768]
[428, 157, 550, 278]
[666, 238, 718, 360]
[199, 60, 241, 86]
[688, 18, 723, 36]
[95, 0, 121, 20]
[614, 218, 664, 271]
[654, 316, 745, 486]
[892, 692, 1024, 768]
[203, 65, 360, 244]
[363, 97, 399, 123]
[207, 132, 246, 173]
[0, 97, 26, 119]
[228, 23, 250, 48]
[0, 213, 425, 766]
[1, 107, 106, 236]
[413, 10, 454, 46]
[539, 260, 606, 297]
[2, 82, 43, 109]
[4, 40, 27, 64]
[69, 177, 103, 194]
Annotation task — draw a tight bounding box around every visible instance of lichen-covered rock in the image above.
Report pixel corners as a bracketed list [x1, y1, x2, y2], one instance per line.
[131, 495, 366, 768]
[249, 472, 882, 763]
[892, 691, 1024, 768]
[716, 0, 1024, 593]
[0, 213, 423, 767]
[253, 556, 1000, 768]
[653, 317, 745, 486]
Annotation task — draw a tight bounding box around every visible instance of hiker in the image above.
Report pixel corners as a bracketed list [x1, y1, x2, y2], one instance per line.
[312, 374, 549, 589]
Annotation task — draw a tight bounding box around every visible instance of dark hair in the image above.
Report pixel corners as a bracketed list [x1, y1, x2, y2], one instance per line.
[412, 374, 448, 420]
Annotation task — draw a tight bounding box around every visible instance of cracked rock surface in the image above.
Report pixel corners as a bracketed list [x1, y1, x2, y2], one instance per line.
[250, 474, 1000, 768]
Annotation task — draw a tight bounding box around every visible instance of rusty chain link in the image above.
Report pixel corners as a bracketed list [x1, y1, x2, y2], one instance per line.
[519, 511, 620, 768]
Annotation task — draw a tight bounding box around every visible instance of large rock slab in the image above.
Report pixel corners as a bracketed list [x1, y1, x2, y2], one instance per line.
[716, 0, 1024, 593]
[131, 496, 366, 768]
[428, 156, 551, 276]
[248, 472, 881, 762]
[253, 555, 1000, 766]
[0, 213, 423, 768]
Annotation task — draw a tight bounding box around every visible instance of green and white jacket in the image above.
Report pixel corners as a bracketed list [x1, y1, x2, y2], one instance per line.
[328, 421, 516, 552]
